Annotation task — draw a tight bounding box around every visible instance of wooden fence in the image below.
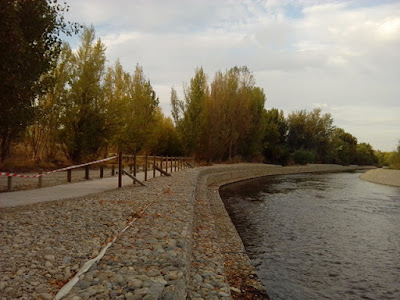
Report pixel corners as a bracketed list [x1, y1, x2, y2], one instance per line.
[117, 153, 193, 188]
[2, 153, 194, 192]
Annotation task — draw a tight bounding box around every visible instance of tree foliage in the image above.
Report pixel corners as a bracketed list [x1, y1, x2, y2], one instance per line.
[377, 140, 400, 169]
[180, 67, 208, 156]
[115, 64, 159, 153]
[391, 140, 400, 169]
[24, 44, 73, 161]
[58, 27, 107, 163]
[175, 66, 266, 162]
[262, 107, 379, 166]
[20, 26, 162, 164]
[287, 108, 334, 163]
[0, 0, 79, 162]
[147, 108, 183, 156]
[330, 128, 357, 165]
[2, 11, 383, 167]
[355, 143, 378, 165]
[263, 108, 289, 164]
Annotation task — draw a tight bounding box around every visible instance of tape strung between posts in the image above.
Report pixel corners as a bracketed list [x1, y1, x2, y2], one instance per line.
[54, 202, 153, 300]
[0, 156, 118, 179]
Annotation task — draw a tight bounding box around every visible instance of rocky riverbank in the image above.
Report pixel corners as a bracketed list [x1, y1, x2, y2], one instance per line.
[360, 168, 400, 187]
[0, 164, 361, 299]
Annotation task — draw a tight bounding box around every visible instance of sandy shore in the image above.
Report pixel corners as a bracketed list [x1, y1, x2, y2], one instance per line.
[360, 168, 400, 187]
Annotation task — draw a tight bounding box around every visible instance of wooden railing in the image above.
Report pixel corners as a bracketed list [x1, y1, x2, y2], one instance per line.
[117, 153, 194, 187]
[1, 154, 194, 192]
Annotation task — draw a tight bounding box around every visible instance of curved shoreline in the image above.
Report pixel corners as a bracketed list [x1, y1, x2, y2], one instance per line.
[360, 168, 400, 187]
[0, 163, 363, 299]
[199, 163, 363, 299]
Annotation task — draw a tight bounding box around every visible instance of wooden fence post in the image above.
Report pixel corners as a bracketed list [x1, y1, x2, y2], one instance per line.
[7, 176, 12, 192]
[153, 155, 156, 178]
[118, 152, 122, 188]
[112, 165, 115, 176]
[134, 153, 137, 178]
[170, 156, 173, 173]
[85, 165, 90, 180]
[166, 156, 168, 173]
[145, 154, 148, 181]
[67, 169, 72, 183]
[38, 170, 43, 188]
[100, 166, 104, 178]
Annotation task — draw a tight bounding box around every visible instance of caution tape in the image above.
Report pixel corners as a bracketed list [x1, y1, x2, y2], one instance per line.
[0, 155, 118, 178]
[0, 172, 44, 178]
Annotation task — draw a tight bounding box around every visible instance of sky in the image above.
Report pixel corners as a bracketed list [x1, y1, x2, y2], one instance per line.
[64, 0, 400, 152]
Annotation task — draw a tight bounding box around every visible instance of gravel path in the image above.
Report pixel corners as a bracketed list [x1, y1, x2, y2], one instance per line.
[0, 163, 362, 299]
[0, 168, 117, 193]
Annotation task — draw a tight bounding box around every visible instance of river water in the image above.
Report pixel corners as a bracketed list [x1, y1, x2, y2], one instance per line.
[220, 171, 400, 300]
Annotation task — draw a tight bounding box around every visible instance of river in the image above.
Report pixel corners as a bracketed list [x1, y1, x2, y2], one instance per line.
[220, 171, 400, 300]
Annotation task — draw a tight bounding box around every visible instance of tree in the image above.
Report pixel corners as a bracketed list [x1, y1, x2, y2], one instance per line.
[170, 87, 184, 127]
[175, 66, 266, 162]
[180, 67, 209, 156]
[58, 26, 107, 163]
[0, 0, 79, 162]
[330, 128, 357, 165]
[240, 85, 266, 160]
[103, 60, 131, 154]
[200, 70, 230, 162]
[355, 143, 378, 165]
[199, 67, 266, 162]
[287, 108, 334, 162]
[147, 108, 183, 156]
[24, 44, 73, 161]
[263, 108, 289, 164]
[389, 140, 400, 169]
[115, 64, 159, 154]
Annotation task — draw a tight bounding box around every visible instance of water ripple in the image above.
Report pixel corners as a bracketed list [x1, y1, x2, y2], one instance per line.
[221, 172, 400, 300]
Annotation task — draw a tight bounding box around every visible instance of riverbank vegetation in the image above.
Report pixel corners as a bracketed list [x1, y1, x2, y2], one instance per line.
[171, 68, 380, 166]
[376, 142, 400, 169]
[0, 4, 390, 170]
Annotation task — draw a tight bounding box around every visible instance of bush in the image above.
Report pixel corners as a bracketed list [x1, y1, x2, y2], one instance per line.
[292, 149, 317, 165]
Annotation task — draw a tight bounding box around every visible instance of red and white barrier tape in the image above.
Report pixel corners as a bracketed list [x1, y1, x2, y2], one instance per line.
[0, 155, 118, 178]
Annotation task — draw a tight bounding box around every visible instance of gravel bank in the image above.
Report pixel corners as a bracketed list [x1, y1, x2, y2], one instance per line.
[0, 163, 361, 299]
[360, 168, 400, 187]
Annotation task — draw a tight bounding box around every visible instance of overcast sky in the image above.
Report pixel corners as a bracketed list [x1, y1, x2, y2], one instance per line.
[64, 0, 400, 152]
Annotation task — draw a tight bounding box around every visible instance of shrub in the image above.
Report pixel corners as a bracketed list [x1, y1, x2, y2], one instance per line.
[292, 149, 317, 165]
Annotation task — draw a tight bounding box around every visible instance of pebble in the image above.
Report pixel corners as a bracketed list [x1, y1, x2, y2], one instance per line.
[39, 292, 53, 300]
[44, 254, 55, 261]
[128, 279, 143, 289]
[45, 261, 53, 268]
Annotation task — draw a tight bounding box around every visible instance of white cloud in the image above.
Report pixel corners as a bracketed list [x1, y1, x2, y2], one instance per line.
[376, 17, 400, 41]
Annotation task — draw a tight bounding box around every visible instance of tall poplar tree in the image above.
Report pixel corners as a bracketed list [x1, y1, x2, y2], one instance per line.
[59, 26, 107, 163]
[24, 44, 73, 161]
[116, 64, 159, 153]
[180, 67, 209, 156]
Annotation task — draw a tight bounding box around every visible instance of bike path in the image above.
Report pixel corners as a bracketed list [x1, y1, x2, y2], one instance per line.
[0, 172, 149, 208]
